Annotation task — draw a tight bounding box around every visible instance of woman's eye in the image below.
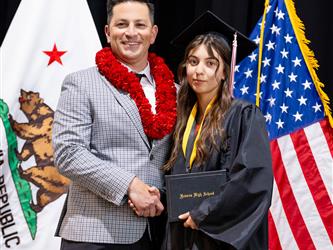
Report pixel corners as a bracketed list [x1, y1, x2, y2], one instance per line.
[188, 58, 198, 66]
[207, 60, 218, 67]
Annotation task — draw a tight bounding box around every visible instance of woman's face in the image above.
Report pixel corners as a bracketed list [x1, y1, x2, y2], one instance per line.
[186, 44, 225, 101]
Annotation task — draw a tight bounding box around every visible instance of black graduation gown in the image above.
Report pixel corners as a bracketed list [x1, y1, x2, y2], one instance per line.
[163, 99, 273, 250]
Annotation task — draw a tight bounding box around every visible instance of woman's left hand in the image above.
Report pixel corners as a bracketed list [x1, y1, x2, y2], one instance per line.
[178, 212, 198, 230]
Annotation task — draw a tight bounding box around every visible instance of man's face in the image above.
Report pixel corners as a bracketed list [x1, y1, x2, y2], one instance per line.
[105, 2, 158, 69]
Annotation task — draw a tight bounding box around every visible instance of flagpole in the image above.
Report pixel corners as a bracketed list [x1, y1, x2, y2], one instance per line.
[256, 0, 271, 107]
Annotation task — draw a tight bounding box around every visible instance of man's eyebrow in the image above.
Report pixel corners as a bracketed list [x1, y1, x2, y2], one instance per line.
[114, 18, 147, 22]
[114, 18, 128, 22]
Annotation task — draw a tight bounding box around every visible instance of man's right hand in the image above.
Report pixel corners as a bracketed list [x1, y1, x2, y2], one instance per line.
[127, 177, 164, 217]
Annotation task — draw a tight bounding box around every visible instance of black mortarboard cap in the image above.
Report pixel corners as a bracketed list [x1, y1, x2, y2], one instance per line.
[171, 10, 257, 64]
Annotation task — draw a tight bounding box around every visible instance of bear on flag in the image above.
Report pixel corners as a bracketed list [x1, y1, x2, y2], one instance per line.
[0, 0, 101, 249]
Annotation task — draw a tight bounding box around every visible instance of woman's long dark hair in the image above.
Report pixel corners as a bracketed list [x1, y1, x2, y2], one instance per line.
[164, 33, 233, 171]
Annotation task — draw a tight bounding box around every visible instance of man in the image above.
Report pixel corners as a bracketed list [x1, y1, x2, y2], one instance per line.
[52, 0, 177, 249]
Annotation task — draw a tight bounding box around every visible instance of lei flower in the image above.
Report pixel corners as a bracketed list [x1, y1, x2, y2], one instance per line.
[96, 47, 177, 140]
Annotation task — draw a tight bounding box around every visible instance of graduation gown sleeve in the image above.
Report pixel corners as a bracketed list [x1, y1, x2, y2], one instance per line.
[189, 100, 273, 250]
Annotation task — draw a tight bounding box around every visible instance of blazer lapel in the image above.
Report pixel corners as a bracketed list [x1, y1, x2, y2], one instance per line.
[101, 75, 151, 148]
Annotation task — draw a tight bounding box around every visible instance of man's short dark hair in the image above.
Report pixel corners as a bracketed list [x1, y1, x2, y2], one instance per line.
[106, 0, 155, 24]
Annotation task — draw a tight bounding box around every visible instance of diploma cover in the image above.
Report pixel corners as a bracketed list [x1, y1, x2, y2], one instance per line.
[165, 170, 227, 222]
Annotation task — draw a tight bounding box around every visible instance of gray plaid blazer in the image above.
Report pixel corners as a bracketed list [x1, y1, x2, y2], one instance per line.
[52, 66, 172, 244]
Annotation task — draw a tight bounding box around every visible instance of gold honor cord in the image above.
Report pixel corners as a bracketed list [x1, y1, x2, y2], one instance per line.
[182, 96, 217, 169]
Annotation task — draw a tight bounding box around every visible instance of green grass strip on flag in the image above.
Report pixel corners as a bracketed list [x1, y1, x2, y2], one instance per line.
[0, 99, 37, 239]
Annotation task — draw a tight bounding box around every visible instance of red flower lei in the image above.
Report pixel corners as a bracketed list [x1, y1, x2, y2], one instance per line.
[96, 47, 177, 140]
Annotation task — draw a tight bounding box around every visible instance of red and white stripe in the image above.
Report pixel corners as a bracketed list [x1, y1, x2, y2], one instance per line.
[269, 118, 333, 250]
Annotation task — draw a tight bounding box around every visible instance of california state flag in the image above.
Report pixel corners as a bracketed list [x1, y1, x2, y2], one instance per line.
[0, 0, 101, 249]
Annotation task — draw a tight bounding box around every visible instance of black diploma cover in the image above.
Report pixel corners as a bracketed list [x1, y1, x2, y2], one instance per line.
[165, 170, 227, 222]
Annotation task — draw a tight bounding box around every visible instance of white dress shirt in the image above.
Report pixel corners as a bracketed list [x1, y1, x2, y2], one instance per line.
[123, 63, 156, 114]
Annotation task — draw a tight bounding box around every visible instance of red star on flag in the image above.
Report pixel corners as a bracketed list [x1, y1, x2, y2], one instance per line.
[43, 43, 67, 66]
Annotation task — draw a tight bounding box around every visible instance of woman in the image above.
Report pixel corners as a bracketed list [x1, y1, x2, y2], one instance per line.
[162, 26, 273, 249]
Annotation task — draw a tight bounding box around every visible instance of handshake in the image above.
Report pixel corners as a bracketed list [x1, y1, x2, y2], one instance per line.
[127, 177, 164, 217]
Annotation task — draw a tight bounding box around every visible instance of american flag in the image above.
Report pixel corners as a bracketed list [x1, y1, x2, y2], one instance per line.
[234, 0, 333, 249]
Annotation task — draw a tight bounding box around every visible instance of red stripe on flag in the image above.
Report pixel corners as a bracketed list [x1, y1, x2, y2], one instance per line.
[268, 211, 282, 250]
[270, 140, 316, 249]
[290, 127, 333, 243]
[320, 118, 333, 158]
